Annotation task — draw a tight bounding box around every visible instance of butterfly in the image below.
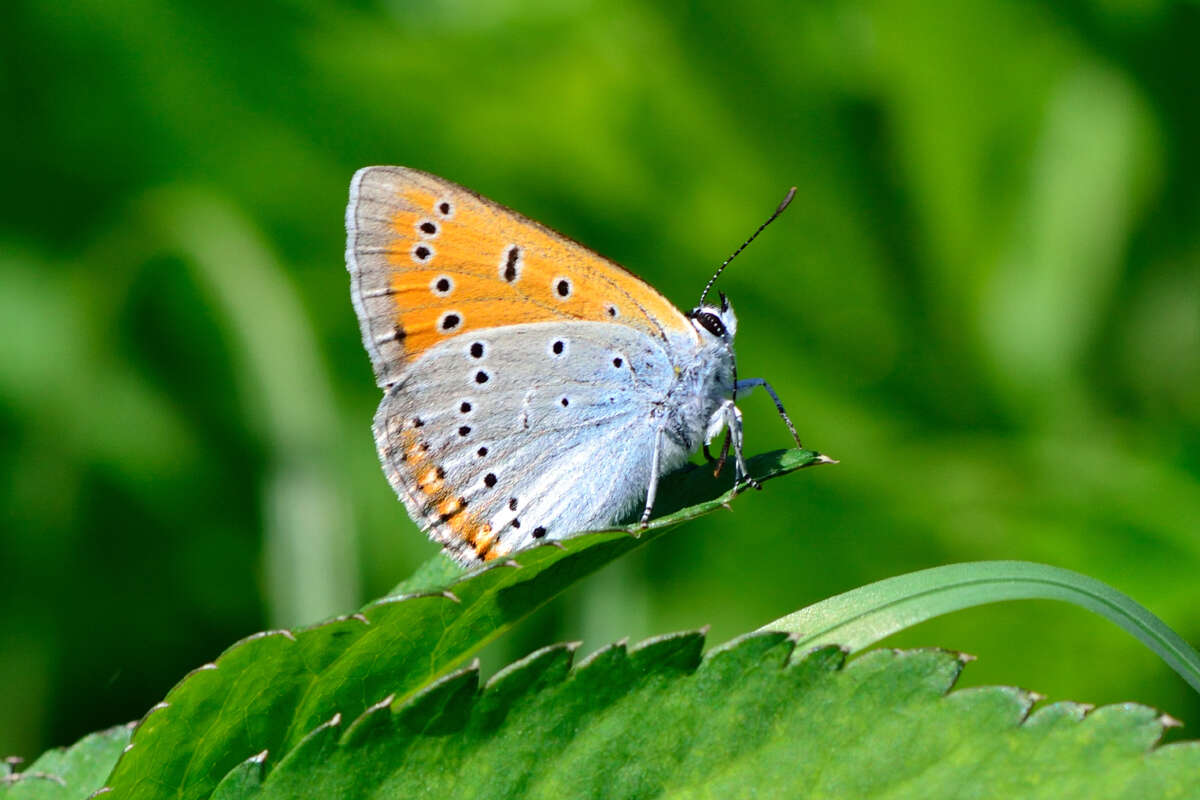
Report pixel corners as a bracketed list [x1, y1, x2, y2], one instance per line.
[345, 167, 802, 565]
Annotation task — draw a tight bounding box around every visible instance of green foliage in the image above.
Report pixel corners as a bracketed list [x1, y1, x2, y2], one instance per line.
[1, 726, 130, 800]
[211, 641, 1198, 800]
[5, 465, 1197, 797]
[100, 450, 824, 800]
[3, 0, 1200, 772]
[10, 616, 1199, 798]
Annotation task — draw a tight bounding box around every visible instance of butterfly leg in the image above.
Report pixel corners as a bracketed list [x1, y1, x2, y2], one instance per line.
[707, 431, 732, 478]
[639, 428, 666, 528]
[716, 399, 761, 492]
[702, 404, 732, 476]
[735, 378, 803, 448]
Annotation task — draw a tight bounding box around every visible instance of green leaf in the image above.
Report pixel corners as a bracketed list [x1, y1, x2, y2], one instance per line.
[1, 726, 132, 800]
[763, 560, 1200, 694]
[208, 634, 1199, 799]
[101, 448, 827, 800]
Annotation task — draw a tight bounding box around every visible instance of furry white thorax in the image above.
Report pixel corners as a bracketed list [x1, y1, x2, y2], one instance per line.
[656, 299, 739, 472]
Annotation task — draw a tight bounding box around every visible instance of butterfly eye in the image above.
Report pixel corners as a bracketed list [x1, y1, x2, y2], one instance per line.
[691, 310, 727, 338]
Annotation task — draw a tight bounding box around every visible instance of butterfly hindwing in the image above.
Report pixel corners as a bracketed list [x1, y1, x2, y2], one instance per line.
[373, 320, 679, 560]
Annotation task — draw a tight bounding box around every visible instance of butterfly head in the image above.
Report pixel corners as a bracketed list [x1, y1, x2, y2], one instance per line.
[690, 185, 795, 347]
[686, 291, 737, 344]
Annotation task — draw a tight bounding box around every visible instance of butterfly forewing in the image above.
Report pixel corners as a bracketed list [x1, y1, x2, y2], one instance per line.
[346, 166, 695, 388]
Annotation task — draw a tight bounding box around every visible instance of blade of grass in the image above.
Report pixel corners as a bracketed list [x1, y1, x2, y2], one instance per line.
[763, 560, 1200, 694]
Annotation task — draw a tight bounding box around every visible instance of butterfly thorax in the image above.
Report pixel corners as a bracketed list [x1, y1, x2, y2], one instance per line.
[658, 301, 738, 465]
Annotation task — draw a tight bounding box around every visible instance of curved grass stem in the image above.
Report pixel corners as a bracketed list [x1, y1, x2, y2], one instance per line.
[763, 560, 1200, 695]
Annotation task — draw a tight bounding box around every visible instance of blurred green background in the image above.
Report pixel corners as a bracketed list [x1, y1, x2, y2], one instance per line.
[3, 0, 1199, 761]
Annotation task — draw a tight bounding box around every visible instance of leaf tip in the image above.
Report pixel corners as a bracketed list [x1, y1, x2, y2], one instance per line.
[343, 693, 400, 744]
[246, 628, 297, 642]
[366, 694, 397, 714]
[814, 453, 839, 465]
[1159, 713, 1184, 729]
[783, 629, 848, 654]
[576, 638, 629, 671]
[6, 771, 67, 788]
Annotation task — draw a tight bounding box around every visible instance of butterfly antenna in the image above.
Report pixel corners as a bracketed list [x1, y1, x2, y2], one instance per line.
[698, 186, 797, 307]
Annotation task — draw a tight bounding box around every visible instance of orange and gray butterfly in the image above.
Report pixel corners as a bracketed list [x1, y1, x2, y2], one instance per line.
[346, 166, 739, 564]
